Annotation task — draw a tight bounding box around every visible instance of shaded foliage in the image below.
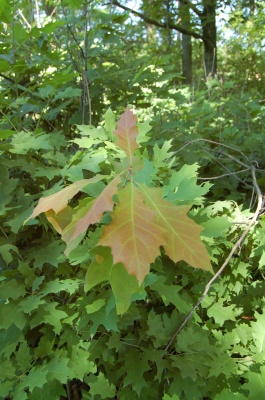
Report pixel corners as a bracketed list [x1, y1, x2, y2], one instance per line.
[0, 1, 265, 399]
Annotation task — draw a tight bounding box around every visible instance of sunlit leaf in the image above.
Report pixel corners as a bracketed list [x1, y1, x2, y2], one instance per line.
[99, 182, 165, 283]
[139, 184, 212, 273]
[25, 175, 104, 222]
[114, 107, 139, 162]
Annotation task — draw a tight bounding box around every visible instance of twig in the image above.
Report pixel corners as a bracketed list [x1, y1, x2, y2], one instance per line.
[34, 0, 41, 28]
[17, 9, 31, 29]
[170, 138, 251, 165]
[203, 148, 250, 185]
[164, 165, 264, 353]
[111, 0, 203, 39]
[198, 167, 250, 180]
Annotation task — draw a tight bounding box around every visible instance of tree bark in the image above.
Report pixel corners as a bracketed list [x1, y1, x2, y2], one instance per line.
[201, 0, 217, 77]
[179, 0, 192, 84]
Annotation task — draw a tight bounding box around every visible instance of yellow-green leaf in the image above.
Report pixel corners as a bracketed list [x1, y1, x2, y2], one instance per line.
[139, 184, 212, 273]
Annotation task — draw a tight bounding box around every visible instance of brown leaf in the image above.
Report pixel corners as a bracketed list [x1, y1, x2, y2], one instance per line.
[63, 175, 122, 247]
[114, 107, 139, 162]
[99, 182, 165, 283]
[25, 176, 103, 222]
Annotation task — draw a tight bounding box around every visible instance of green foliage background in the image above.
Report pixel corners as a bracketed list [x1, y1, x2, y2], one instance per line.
[0, 1, 265, 399]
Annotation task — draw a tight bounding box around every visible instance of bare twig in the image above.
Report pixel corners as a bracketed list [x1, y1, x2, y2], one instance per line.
[34, 0, 41, 28]
[170, 138, 251, 165]
[198, 168, 250, 180]
[164, 164, 264, 353]
[17, 9, 31, 29]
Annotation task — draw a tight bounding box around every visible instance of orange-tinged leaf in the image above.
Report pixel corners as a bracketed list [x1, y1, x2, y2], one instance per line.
[139, 184, 213, 273]
[25, 175, 104, 222]
[65, 175, 122, 244]
[99, 182, 165, 284]
[62, 199, 94, 255]
[46, 207, 74, 234]
[114, 107, 139, 162]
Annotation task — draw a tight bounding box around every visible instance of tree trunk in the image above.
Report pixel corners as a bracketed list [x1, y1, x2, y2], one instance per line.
[179, 0, 192, 84]
[201, 0, 217, 77]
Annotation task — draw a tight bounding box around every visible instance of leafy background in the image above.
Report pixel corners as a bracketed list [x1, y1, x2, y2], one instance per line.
[0, 1, 265, 399]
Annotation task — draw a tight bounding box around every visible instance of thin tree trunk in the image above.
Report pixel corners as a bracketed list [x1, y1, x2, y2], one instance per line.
[179, 0, 192, 84]
[201, 0, 217, 77]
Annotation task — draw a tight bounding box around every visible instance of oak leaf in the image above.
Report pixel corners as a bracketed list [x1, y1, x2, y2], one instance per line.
[114, 107, 138, 163]
[99, 182, 165, 283]
[139, 184, 212, 273]
[25, 175, 103, 222]
[64, 175, 122, 249]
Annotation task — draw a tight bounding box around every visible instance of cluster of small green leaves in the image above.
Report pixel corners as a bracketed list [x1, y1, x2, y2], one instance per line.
[1, 107, 265, 400]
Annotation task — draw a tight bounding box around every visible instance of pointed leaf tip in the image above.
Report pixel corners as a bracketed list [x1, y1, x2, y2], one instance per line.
[114, 107, 139, 161]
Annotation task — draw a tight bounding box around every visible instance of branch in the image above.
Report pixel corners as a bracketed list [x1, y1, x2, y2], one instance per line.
[180, 0, 203, 17]
[197, 167, 250, 181]
[170, 138, 251, 166]
[112, 0, 203, 40]
[0, 73, 16, 84]
[164, 163, 264, 353]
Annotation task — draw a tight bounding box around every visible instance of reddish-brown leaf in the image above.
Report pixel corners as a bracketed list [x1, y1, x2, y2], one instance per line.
[25, 176, 103, 222]
[114, 107, 139, 162]
[99, 182, 165, 283]
[139, 184, 212, 273]
[63, 175, 122, 246]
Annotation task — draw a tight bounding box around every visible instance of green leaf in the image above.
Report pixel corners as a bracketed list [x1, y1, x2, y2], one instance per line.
[0, 278, 26, 300]
[42, 303, 68, 334]
[201, 216, 231, 237]
[19, 295, 46, 314]
[202, 297, 241, 325]
[121, 348, 150, 396]
[215, 390, 246, 399]
[147, 309, 178, 349]
[251, 312, 265, 354]
[85, 298, 106, 314]
[0, 166, 18, 210]
[110, 263, 145, 314]
[0, 324, 23, 358]
[207, 352, 238, 378]
[10, 132, 52, 154]
[69, 346, 96, 379]
[137, 120, 152, 144]
[164, 163, 211, 203]
[29, 241, 65, 269]
[242, 365, 265, 400]
[88, 294, 119, 334]
[0, 300, 26, 330]
[104, 108, 116, 140]
[53, 87, 82, 101]
[39, 278, 81, 296]
[134, 158, 157, 186]
[86, 372, 116, 399]
[163, 395, 180, 400]
[150, 277, 190, 313]
[84, 247, 113, 291]
[22, 365, 48, 391]
[153, 140, 174, 169]
[45, 355, 73, 382]
[0, 244, 19, 265]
